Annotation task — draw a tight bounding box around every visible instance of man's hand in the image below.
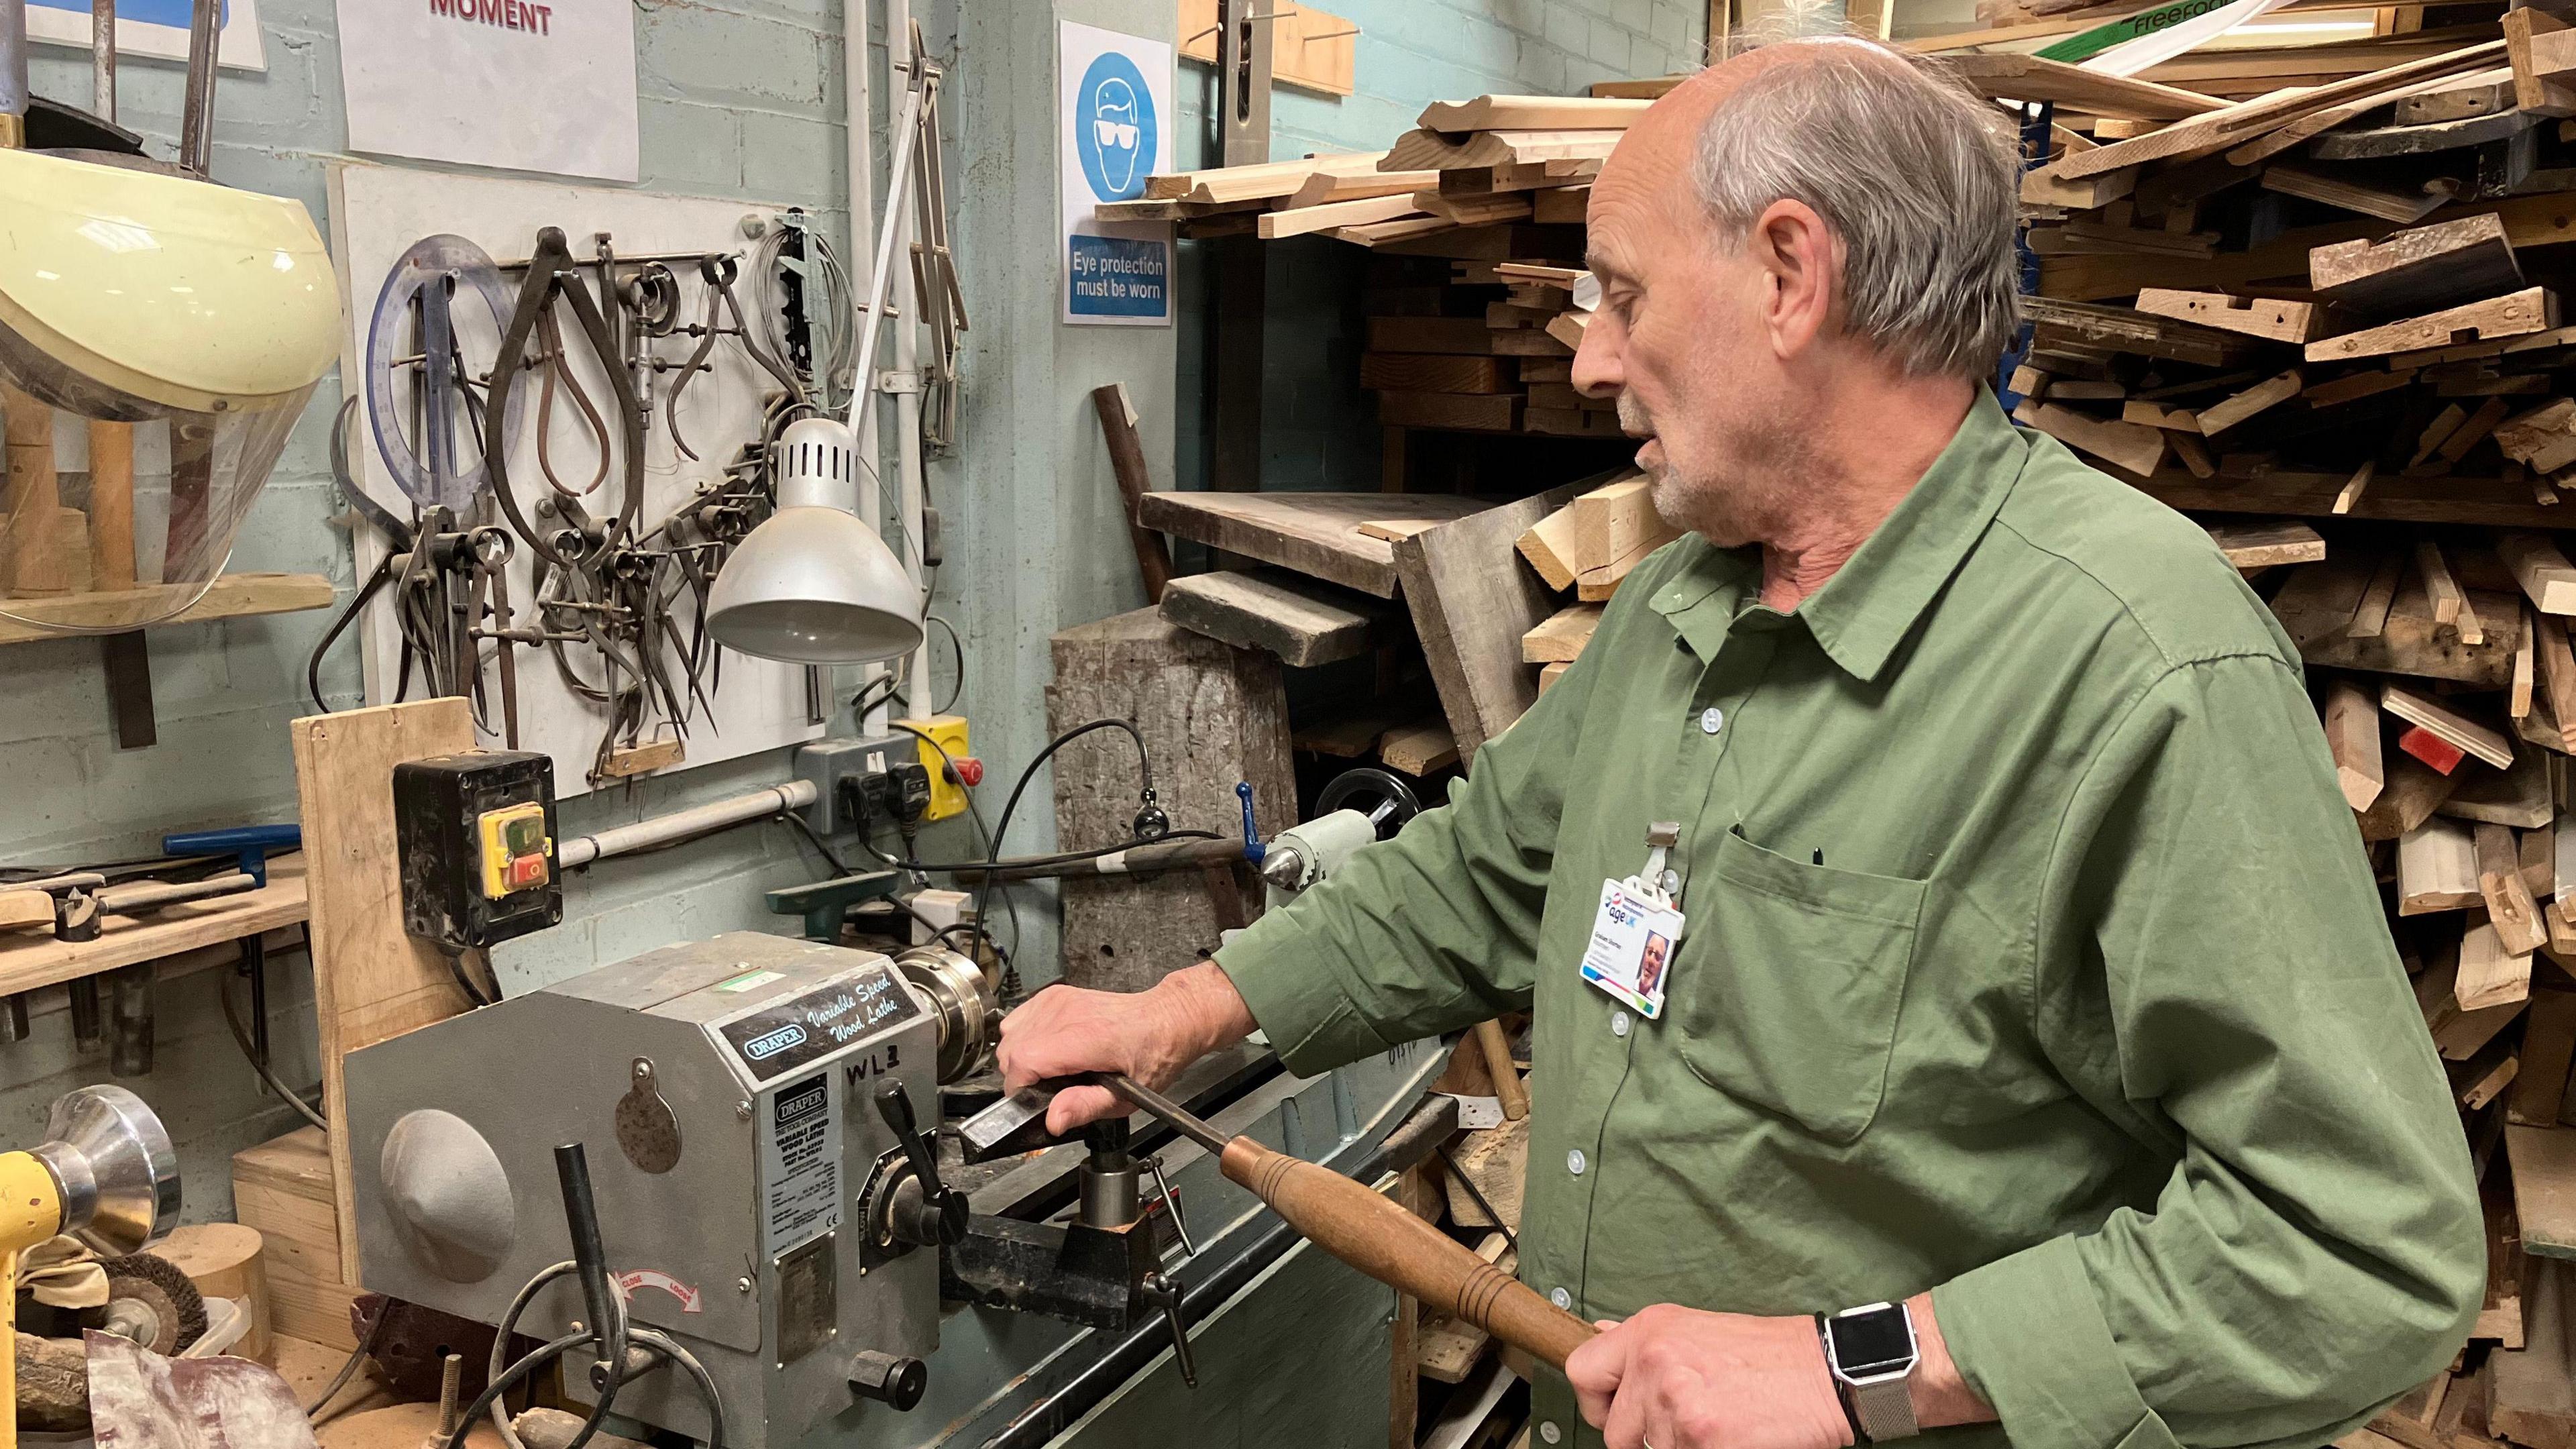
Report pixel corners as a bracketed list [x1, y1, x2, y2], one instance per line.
[1566, 1306, 1853, 1449]
[996, 960, 1257, 1134]
[1565, 1293, 1990, 1449]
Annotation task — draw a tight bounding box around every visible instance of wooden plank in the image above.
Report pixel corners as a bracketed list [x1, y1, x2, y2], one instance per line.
[2419, 539, 2476, 639]
[2511, 1125, 2576, 1260]
[2515, 988, 2576, 1124]
[2206, 520, 2323, 569]
[1522, 603, 1603, 664]
[2134, 288, 2322, 343]
[0, 572, 333, 645]
[1259, 194, 1421, 240]
[1091, 382, 1174, 604]
[290, 699, 477, 1283]
[2492, 1254, 2576, 1449]
[1136, 491, 1490, 598]
[1359, 354, 1514, 394]
[1376, 391, 1521, 433]
[2023, 295, 2257, 366]
[1937, 52, 2226, 119]
[2012, 399, 2167, 475]
[2497, 399, 2576, 476]
[1384, 127, 1625, 172]
[2385, 680, 2517, 768]
[2275, 564, 2518, 686]
[2261, 164, 2451, 225]
[2422, 938, 2528, 1057]
[1366, 316, 1507, 356]
[1285, 166, 1439, 209]
[2400, 816, 2483, 914]
[1417, 95, 1652, 130]
[1379, 718, 1460, 777]
[2363, 754, 2464, 841]
[2196, 369, 2304, 436]
[2508, 5, 2576, 118]
[2047, 40, 2508, 180]
[1393, 482, 1590, 763]
[1146, 150, 1385, 203]
[2501, 532, 2576, 614]
[2324, 678, 2385, 811]
[2349, 553, 2404, 636]
[2483, 820, 2553, 958]
[1159, 570, 1385, 668]
[2308, 288, 2559, 365]
[1576, 532, 1668, 602]
[2538, 614, 2576, 755]
[2442, 743, 2552, 828]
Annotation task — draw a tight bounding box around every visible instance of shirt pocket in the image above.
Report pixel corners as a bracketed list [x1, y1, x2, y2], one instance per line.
[1669, 827, 1928, 1144]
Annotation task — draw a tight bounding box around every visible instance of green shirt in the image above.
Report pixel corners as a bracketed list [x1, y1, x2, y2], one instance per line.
[1216, 392, 2483, 1449]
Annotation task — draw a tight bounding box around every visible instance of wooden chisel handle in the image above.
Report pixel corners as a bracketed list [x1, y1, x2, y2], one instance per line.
[1219, 1134, 1598, 1370]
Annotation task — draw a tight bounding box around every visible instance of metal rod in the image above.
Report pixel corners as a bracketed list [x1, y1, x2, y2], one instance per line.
[177, 0, 217, 172]
[0, 0, 28, 149]
[840, 44, 928, 439]
[1097, 1073, 1230, 1156]
[89, 0, 113, 121]
[553, 779, 817, 869]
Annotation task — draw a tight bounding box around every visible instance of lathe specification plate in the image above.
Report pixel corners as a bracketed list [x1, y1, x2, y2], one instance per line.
[764, 1073, 842, 1255]
[717, 966, 922, 1084]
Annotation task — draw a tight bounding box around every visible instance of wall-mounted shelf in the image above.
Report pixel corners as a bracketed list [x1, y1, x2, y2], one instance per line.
[0, 572, 335, 748]
[0, 572, 333, 646]
[0, 854, 308, 995]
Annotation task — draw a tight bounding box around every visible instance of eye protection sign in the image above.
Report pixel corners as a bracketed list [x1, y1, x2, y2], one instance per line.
[1059, 21, 1175, 326]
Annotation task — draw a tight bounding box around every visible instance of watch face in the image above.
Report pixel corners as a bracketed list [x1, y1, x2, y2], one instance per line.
[1829, 1306, 1916, 1377]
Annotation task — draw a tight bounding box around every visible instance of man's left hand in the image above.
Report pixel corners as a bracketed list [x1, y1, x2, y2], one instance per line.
[1565, 1305, 1854, 1449]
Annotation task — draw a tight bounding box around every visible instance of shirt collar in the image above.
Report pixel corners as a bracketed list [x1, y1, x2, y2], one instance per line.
[1652, 388, 2029, 683]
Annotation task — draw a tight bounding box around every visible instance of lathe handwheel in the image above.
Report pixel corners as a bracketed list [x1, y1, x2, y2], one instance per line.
[1315, 767, 1422, 839]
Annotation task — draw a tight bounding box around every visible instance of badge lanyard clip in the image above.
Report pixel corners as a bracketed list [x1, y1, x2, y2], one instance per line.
[1631, 820, 1682, 910]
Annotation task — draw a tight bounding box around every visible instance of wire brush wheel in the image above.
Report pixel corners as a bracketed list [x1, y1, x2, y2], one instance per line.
[96, 1252, 208, 1354]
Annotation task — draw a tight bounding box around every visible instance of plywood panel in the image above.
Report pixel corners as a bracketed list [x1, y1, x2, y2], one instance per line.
[290, 698, 476, 1283]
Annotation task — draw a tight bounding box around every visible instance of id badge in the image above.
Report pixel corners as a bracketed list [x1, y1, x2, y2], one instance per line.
[1580, 878, 1685, 1019]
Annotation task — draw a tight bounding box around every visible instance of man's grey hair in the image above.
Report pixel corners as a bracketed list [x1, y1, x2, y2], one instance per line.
[1691, 38, 2021, 380]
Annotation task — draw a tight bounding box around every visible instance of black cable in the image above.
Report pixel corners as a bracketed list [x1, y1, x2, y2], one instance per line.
[775, 810, 853, 877]
[439, 945, 496, 1010]
[219, 970, 328, 1133]
[305, 1295, 392, 1419]
[925, 612, 965, 713]
[849, 826, 1216, 876]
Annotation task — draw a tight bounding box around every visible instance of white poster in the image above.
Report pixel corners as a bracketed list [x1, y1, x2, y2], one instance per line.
[26, 0, 264, 74]
[1059, 20, 1173, 327]
[335, 0, 637, 182]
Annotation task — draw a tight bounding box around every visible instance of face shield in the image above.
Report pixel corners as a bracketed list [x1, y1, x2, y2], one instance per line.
[0, 148, 339, 632]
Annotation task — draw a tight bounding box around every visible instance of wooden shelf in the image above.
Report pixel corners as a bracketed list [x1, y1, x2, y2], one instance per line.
[0, 854, 308, 994]
[0, 572, 333, 645]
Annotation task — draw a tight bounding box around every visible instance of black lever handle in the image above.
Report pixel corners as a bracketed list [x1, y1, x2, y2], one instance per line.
[1139, 1271, 1197, 1389]
[874, 1079, 967, 1246]
[553, 1143, 629, 1382]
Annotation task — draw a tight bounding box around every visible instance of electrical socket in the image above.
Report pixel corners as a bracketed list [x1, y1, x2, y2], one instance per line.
[794, 733, 910, 835]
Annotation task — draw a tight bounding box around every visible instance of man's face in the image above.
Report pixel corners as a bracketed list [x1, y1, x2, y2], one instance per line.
[1572, 70, 1821, 549]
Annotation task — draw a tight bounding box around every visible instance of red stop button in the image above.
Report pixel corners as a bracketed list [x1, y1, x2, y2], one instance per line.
[954, 756, 985, 787]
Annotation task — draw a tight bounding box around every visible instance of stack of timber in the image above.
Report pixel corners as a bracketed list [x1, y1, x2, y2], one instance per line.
[1919, 29, 2576, 1449]
[1126, 96, 1615, 449]
[1517, 470, 1676, 690]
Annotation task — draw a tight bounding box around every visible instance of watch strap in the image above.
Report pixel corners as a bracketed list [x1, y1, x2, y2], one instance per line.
[1815, 1316, 1868, 1445]
[1849, 1370, 1919, 1443]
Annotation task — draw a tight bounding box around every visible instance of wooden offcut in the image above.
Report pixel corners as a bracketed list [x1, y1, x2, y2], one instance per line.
[2324, 678, 2385, 811]
[1091, 382, 1175, 604]
[1417, 95, 1651, 131]
[231, 1128, 360, 1350]
[1159, 570, 1385, 667]
[1136, 490, 1491, 598]
[2135, 288, 2322, 343]
[2310, 215, 2522, 317]
[2012, 399, 2168, 475]
[1522, 603, 1603, 664]
[2384, 680, 2517, 768]
[2308, 288, 2559, 364]
[1395, 482, 1588, 763]
[1359, 354, 1515, 394]
[2, 383, 66, 597]
[2500, 532, 2576, 615]
[290, 697, 476, 1282]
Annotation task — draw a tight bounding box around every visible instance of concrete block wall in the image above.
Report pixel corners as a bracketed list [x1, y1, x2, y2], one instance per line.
[3, 0, 883, 1217]
[1171, 0, 1707, 495]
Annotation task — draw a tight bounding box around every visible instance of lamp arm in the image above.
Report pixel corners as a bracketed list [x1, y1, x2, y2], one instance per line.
[841, 43, 933, 438]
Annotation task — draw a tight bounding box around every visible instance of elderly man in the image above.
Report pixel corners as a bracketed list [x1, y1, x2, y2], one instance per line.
[1000, 37, 2483, 1449]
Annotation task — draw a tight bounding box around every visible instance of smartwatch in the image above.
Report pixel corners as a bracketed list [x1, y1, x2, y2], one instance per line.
[1819, 1301, 1920, 1443]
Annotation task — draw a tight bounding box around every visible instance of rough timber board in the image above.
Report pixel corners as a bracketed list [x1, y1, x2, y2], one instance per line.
[2306, 287, 2559, 364]
[1394, 482, 1590, 763]
[289, 697, 476, 1283]
[1158, 569, 1386, 667]
[2512, 1125, 2576, 1260]
[1937, 53, 2226, 119]
[1047, 612, 1291, 991]
[1136, 491, 1491, 597]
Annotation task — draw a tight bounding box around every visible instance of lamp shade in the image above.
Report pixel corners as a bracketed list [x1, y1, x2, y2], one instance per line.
[706, 503, 924, 665]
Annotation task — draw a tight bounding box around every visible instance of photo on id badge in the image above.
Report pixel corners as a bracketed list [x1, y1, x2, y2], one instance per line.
[1638, 932, 1670, 1000]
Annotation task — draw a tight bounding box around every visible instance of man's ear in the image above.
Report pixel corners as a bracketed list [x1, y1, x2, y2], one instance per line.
[1748, 199, 1835, 362]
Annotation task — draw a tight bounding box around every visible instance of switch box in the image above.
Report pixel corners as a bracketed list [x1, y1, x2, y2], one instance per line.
[394, 751, 561, 950]
[895, 715, 972, 822]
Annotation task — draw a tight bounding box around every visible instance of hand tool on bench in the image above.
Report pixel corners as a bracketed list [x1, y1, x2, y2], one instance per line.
[1090, 1071, 1599, 1371]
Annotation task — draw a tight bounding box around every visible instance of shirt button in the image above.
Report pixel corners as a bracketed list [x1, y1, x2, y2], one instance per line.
[1567, 1148, 1587, 1176]
[1699, 706, 1723, 734]
[1611, 1010, 1631, 1037]
[1550, 1287, 1572, 1309]
[1541, 1424, 1564, 1445]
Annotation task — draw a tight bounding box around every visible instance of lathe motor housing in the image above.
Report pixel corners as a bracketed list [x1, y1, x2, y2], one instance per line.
[343, 931, 953, 1448]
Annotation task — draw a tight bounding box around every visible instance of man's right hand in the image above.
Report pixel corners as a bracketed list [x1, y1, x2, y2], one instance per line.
[996, 960, 1259, 1134]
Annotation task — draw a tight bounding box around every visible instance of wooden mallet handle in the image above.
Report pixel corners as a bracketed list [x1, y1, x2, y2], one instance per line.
[1219, 1134, 1597, 1370]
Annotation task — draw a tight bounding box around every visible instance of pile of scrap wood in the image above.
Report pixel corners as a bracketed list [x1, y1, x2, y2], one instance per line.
[1911, 31, 2576, 1449]
[1391, 1019, 1540, 1448]
[1517, 470, 1676, 690]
